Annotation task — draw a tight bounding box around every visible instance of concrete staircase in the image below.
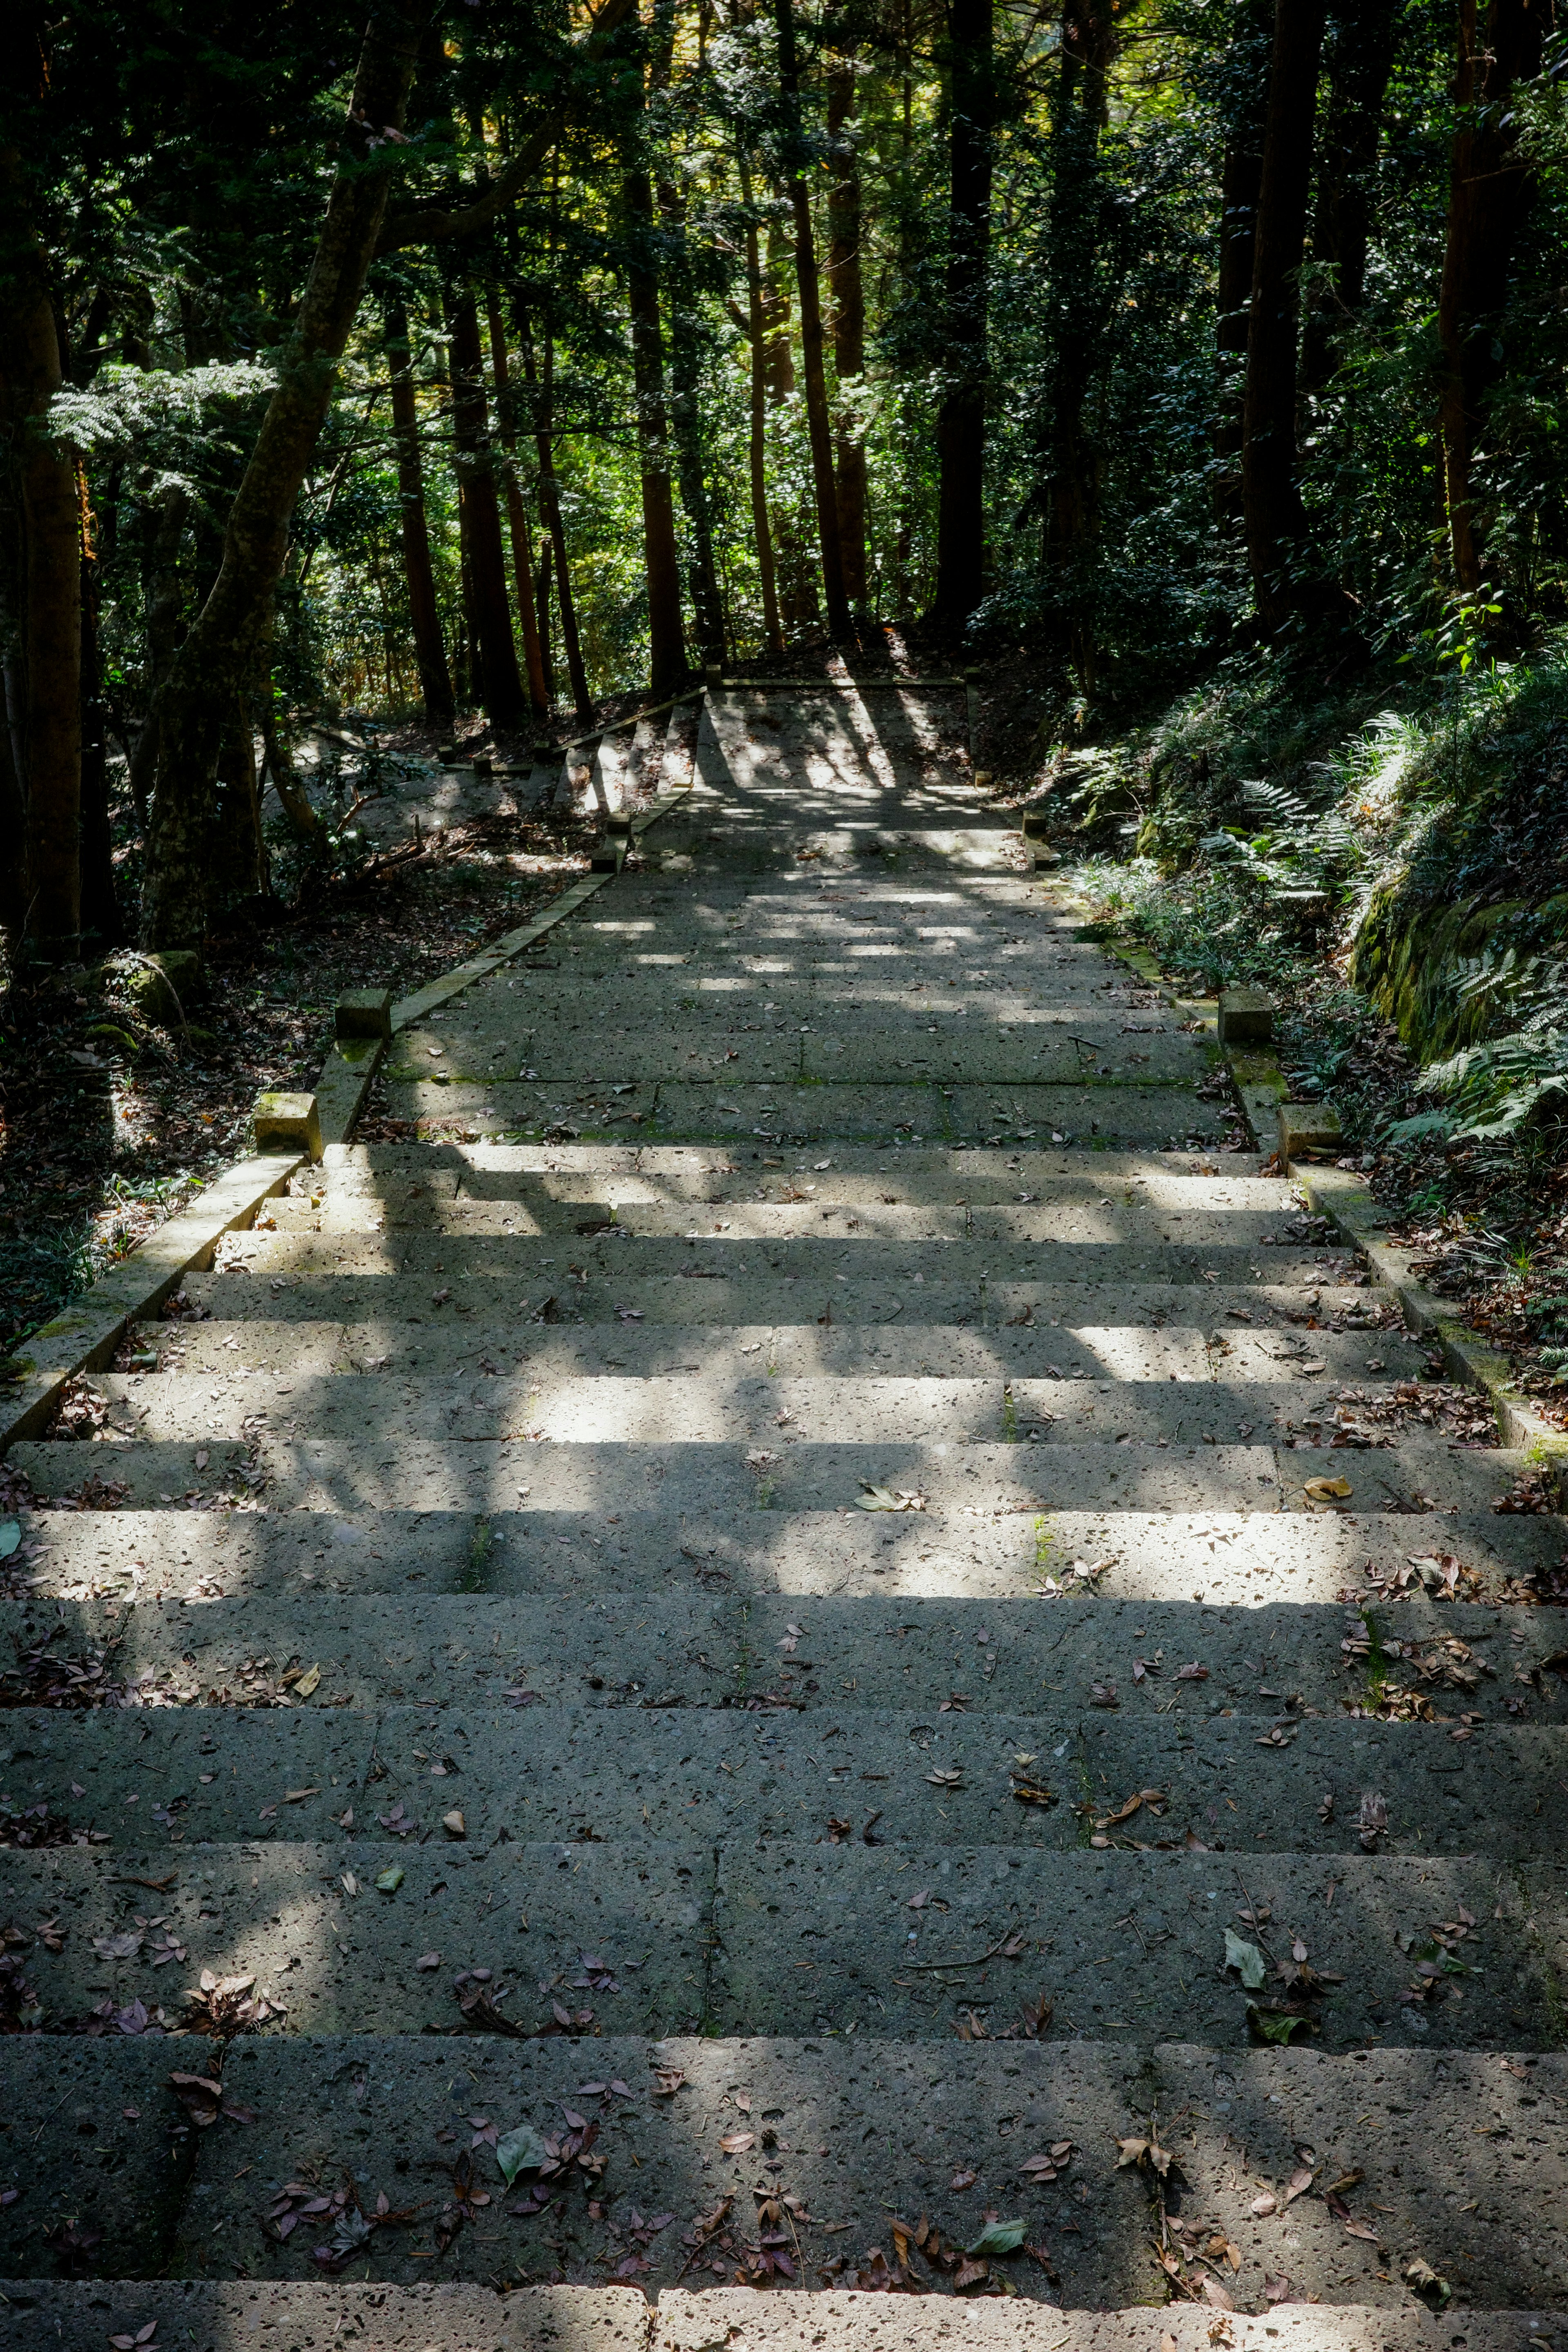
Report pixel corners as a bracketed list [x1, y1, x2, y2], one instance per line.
[2, 679, 1564, 2349]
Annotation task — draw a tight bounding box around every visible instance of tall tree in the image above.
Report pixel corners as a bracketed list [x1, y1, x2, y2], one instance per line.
[1437, 0, 1544, 597]
[1040, 0, 1123, 692]
[1212, 0, 1273, 526]
[485, 289, 550, 716]
[739, 161, 784, 654]
[1300, 0, 1400, 393]
[620, 104, 688, 698]
[138, 1, 423, 948]
[774, 0, 851, 641]
[521, 299, 593, 721]
[0, 149, 82, 963]
[1241, 0, 1354, 637]
[826, 36, 868, 608]
[385, 298, 456, 721]
[445, 280, 528, 724]
[932, 0, 993, 630]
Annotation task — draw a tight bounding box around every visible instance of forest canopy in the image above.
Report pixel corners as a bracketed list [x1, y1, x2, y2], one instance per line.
[0, 0, 1562, 964]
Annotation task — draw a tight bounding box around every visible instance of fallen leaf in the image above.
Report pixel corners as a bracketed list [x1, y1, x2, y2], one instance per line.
[720, 2131, 755, 2154]
[653, 2067, 686, 2096]
[442, 1809, 467, 1838]
[1284, 2163, 1316, 2204]
[414, 1951, 440, 1971]
[1202, 2276, 1235, 2312]
[1248, 2003, 1317, 2044]
[293, 1664, 322, 1699]
[950, 2166, 978, 2190]
[282, 1787, 319, 1804]
[965, 2217, 1026, 2256]
[374, 1867, 405, 1894]
[496, 2122, 549, 2185]
[1223, 1929, 1267, 1989]
[925, 1768, 964, 1788]
[1264, 2274, 1291, 2303]
[1303, 1475, 1352, 1503]
[1176, 1661, 1209, 1681]
[1250, 2191, 1278, 2216]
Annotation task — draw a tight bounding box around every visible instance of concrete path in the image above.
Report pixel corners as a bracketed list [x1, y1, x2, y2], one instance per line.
[4, 682, 1565, 2343]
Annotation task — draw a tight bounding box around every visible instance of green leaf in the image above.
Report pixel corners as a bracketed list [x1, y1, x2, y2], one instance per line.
[1247, 2003, 1315, 2044]
[496, 2123, 549, 2185]
[1224, 1929, 1267, 1988]
[965, 2217, 1026, 2256]
[0, 1523, 19, 1560]
[374, 1866, 405, 1894]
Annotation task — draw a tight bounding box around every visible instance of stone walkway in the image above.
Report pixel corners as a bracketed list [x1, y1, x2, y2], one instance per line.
[3, 682, 1566, 2348]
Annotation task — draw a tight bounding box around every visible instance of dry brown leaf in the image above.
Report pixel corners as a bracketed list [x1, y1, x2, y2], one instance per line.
[720, 2131, 755, 2155]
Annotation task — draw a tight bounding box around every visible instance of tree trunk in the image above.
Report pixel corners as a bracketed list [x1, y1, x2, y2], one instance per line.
[523, 308, 592, 720]
[139, 2, 421, 948]
[775, 0, 851, 641]
[740, 163, 784, 655]
[1040, 0, 1121, 693]
[385, 298, 455, 720]
[654, 189, 725, 669]
[1241, 0, 1348, 636]
[0, 489, 28, 951]
[1212, 0, 1272, 525]
[826, 44, 868, 608]
[1437, 0, 1544, 596]
[1300, 0, 1399, 392]
[211, 695, 266, 907]
[78, 480, 122, 949]
[485, 290, 550, 716]
[933, 0, 994, 630]
[762, 217, 813, 634]
[0, 152, 82, 963]
[446, 282, 528, 726]
[534, 531, 556, 708]
[621, 142, 688, 698]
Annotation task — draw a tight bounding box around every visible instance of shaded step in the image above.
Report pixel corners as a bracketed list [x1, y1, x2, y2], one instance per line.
[710, 1845, 1560, 2050]
[0, 1840, 710, 2038]
[205, 1229, 1334, 1287]
[16, 1506, 1558, 1608]
[8, 1699, 1549, 1855]
[74, 1370, 1464, 1451]
[144, 1316, 1437, 1386]
[14, 1433, 1525, 1517]
[13, 1589, 1559, 1722]
[1155, 2038, 1568, 2312]
[0, 2034, 216, 2276]
[0, 2283, 650, 2352]
[15, 1435, 1298, 1515]
[176, 1272, 1384, 1330]
[169, 2032, 1151, 2300]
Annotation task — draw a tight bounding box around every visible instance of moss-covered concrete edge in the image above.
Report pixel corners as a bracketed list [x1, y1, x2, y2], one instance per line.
[0, 1151, 304, 1450]
[1039, 875, 1567, 1481]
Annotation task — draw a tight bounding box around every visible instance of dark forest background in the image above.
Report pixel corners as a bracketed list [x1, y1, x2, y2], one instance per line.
[6, 0, 1568, 1386]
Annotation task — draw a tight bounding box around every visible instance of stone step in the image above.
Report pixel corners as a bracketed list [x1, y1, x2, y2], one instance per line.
[0, 1839, 712, 2040]
[147, 1316, 1434, 1387]
[1, 2031, 1557, 2307]
[17, 1433, 1524, 1517]
[207, 1229, 1334, 1287]
[19, 1506, 1555, 1608]
[10, 1590, 1557, 1719]
[76, 1370, 1462, 1451]
[177, 1272, 1384, 1329]
[325, 1141, 1263, 1188]
[655, 2298, 1559, 2352]
[387, 1030, 1211, 1089]
[5, 1700, 1556, 1855]
[0, 2284, 648, 2352]
[4, 2287, 1536, 2352]
[261, 1198, 1339, 1249]
[710, 1844, 1564, 2051]
[1, 1838, 1559, 2054]
[385, 1079, 1232, 1150]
